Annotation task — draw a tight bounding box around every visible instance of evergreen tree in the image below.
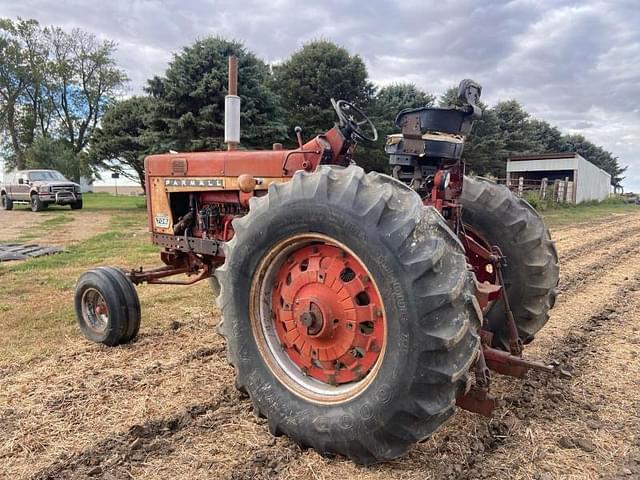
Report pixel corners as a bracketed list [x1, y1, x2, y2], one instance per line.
[528, 119, 566, 152]
[145, 37, 286, 152]
[562, 133, 626, 187]
[271, 40, 374, 143]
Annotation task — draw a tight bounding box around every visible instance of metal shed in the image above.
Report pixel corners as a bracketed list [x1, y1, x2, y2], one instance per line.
[506, 153, 611, 204]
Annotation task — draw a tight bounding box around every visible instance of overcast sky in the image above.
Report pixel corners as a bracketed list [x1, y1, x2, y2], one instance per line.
[2, 0, 639, 190]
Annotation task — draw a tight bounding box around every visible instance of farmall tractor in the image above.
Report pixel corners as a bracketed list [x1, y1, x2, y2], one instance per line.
[75, 58, 559, 464]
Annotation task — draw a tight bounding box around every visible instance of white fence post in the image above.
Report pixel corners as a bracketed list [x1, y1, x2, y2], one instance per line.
[540, 178, 548, 200]
[518, 177, 524, 197]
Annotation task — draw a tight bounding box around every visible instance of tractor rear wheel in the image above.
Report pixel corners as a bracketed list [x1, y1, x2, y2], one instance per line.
[216, 165, 480, 464]
[460, 176, 559, 349]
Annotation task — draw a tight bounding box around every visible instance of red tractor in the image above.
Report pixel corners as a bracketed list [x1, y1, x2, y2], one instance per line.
[75, 63, 559, 464]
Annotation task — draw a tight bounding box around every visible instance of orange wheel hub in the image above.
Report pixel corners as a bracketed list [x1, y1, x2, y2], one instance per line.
[271, 244, 385, 385]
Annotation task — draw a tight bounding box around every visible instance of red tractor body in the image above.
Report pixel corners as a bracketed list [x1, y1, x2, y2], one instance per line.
[74, 66, 560, 464]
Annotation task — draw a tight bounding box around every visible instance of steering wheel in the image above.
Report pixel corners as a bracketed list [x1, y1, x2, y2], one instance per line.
[331, 99, 378, 143]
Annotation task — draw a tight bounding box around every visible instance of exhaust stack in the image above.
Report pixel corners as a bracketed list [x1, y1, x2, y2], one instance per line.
[225, 55, 240, 150]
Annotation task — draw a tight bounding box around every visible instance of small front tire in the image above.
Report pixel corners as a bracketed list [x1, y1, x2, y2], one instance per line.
[74, 268, 141, 346]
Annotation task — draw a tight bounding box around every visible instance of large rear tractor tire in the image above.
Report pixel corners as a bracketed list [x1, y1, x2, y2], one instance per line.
[216, 165, 481, 464]
[460, 176, 559, 349]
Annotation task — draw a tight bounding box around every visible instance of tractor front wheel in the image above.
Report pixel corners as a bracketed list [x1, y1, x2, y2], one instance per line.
[216, 166, 480, 464]
[74, 267, 141, 346]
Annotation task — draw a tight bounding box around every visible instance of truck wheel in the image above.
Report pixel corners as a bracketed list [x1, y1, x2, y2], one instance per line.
[30, 194, 45, 212]
[460, 176, 559, 349]
[216, 165, 480, 464]
[1, 194, 12, 210]
[70, 199, 83, 210]
[75, 268, 140, 346]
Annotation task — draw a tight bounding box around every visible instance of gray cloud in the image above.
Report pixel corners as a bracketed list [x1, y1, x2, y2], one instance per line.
[2, 0, 639, 189]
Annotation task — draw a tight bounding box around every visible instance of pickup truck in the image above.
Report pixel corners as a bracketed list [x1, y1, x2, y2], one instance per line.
[1, 169, 83, 211]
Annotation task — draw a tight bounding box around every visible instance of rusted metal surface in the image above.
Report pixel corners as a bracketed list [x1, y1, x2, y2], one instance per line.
[152, 233, 222, 256]
[461, 226, 499, 285]
[128, 251, 213, 286]
[228, 55, 238, 97]
[474, 279, 502, 311]
[492, 245, 524, 356]
[227, 55, 238, 151]
[271, 243, 385, 386]
[456, 387, 497, 417]
[483, 346, 556, 377]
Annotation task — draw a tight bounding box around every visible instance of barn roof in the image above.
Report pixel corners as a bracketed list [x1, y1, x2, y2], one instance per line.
[507, 152, 578, 161]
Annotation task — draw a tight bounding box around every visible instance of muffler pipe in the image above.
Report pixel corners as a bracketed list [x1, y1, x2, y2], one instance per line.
[225, 55, 240, 151]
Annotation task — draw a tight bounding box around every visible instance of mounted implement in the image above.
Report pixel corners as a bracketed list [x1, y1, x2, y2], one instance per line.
[74, 57, 559, 464]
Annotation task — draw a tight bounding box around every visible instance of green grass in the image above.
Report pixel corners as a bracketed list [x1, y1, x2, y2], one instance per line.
[82, 192, 146, 210]
[41, 214, 74, 227]
[32, 192, 147, 212]
[0, 192, 207, 365]
[1, 196, 153, 275]
[14, 213, 74, 242]
[542, 201, 638, 227]
[1, 231, 157, 274]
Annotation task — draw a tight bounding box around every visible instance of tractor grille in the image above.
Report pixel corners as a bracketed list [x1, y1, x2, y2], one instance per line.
[172, 158, 188, 175]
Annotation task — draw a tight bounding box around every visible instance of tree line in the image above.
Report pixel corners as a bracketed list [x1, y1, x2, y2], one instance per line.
[1, 18, 625, 188]
[0, 18, 127, 181]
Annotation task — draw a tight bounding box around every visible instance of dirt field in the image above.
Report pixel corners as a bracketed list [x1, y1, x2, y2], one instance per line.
[1, 202, 639, 479]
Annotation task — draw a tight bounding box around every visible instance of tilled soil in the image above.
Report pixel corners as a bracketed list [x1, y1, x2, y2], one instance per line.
[2, 211, 640, 479]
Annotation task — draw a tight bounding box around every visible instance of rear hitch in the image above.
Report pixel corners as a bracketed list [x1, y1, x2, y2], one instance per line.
[483, 345, 571, 379]
[491, 246, 524, 356]
[457, 332, 571, 416]
[456, 348, 497, 417]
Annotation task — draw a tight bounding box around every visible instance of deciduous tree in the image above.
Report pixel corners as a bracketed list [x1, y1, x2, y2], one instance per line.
[89, 96, 154, 190]
[0, 17, 126, 180]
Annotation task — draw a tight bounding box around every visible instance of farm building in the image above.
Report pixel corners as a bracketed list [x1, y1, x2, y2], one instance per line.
[506, 153, 611, 204]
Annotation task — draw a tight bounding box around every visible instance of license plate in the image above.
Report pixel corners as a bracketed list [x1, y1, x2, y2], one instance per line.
[154, 213, 170, 228]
